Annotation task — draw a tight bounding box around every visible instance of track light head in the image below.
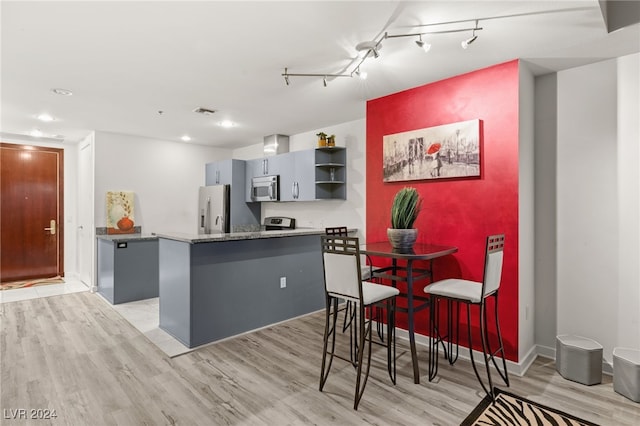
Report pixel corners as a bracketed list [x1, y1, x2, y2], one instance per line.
[461, 34, 477, 49]
[415, 35, 431, 52]
[323, 76, 327, 87]
[355, 67, 367, 80]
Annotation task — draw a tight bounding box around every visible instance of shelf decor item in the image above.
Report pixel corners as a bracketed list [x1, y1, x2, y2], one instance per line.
[387, 186, 422, 249]
[316, 132, 327, 147]
[327, 134, 336, 147]
[106, 191, 136, 235]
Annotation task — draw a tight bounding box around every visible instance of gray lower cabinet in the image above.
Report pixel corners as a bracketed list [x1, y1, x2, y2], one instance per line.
[97, 237, 159, 304]
[158, 234, 324, 348]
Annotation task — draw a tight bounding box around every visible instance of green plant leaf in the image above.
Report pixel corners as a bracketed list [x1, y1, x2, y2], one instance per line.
[390, 187, 422, 229]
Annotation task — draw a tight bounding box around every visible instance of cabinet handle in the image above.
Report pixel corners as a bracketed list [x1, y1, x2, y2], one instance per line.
[44, 219, 56, 235]
[295, 182, 299, 199]
[216, 170, 220, 184]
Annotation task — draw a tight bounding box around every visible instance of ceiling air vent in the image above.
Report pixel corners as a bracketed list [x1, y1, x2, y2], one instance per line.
[192, 107, 216, 115]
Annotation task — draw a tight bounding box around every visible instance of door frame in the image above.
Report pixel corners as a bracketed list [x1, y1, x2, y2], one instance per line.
[0, 142, 64, 280]
[77, 135, 96, 290]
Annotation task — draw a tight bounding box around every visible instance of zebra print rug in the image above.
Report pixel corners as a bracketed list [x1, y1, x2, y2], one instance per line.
[461, 388, 599, 426]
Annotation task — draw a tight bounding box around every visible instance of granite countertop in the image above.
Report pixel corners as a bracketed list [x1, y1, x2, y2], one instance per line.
[96, 234, 159, 242]
[156, 228, 325, 244]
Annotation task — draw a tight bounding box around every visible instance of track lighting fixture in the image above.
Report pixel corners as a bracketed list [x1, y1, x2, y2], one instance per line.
[461, 21, 479, 49]
[415, 34, 431, 52]
[282, 18, 482, 86]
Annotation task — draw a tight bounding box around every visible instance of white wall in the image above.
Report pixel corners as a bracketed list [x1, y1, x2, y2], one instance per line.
[534, 73, 558, 357]
[555, 53, 640, 364]
[616, 53, 640, 350]
[232, 119, 367, 238]
[518, 63, 536, 365]
[94, 131, 231, 235]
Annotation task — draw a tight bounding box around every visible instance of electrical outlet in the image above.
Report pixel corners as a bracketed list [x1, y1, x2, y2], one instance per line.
[280, 277, 286, 288]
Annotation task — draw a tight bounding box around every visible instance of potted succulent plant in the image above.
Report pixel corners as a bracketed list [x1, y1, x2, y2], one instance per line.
[316, 132, 327, 147]
[327, 134, 336, 147]
[387, 186, 422, 249]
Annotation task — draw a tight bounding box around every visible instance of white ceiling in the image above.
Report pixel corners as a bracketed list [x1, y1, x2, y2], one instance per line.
[1, 1, 638, 149]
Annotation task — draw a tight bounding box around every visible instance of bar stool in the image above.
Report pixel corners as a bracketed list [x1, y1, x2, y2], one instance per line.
[423, 234, 509, 401]
[325, 226, 379, 364]
[319, 235, 399, 410]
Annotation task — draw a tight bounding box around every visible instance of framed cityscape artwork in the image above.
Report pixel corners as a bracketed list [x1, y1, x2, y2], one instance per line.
[382, 119, 481, 182]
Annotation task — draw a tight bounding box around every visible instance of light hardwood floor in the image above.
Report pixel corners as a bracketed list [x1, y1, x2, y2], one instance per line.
[1, 292, 638, 425]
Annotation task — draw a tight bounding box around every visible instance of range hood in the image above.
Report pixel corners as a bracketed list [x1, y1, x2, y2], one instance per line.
[263, 134, 289, 156]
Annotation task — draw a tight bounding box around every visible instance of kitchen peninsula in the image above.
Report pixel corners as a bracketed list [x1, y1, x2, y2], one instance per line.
[157, 228, 325, 348]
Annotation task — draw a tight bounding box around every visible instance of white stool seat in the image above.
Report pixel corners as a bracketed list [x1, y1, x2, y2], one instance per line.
[424, 278, 483, 303]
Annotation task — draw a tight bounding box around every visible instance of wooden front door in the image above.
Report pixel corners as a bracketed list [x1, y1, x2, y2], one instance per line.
[1, 143, 64, 282]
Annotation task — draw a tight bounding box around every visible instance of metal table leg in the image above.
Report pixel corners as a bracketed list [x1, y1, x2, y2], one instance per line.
[406, 259, 421, 384]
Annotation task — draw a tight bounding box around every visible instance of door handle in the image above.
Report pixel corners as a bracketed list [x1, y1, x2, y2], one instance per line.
[44, 219, 56, 235]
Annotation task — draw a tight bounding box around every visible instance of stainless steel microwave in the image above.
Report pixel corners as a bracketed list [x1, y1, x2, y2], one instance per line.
[251, 175, 279, 202]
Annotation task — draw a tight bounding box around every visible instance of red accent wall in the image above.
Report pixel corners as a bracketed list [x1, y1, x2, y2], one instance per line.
[366, 60, 520, 361]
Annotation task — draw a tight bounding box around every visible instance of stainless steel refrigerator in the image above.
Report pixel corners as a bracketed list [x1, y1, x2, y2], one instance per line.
[198, 185, 230, 234]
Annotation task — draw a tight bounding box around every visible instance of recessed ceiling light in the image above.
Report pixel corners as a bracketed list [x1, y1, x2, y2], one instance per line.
[51, 88, 73, 96]
[181, 135, 191, 142]
[219, 120, 235, 128]
[37, 113, 55, 122]
[30, 129, 43, 137]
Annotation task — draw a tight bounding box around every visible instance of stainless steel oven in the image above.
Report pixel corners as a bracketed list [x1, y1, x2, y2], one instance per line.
[264, 216, 296, 230]
[251, 175, 279, 202]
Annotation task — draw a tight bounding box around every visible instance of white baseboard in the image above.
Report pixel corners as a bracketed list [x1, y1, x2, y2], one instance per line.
[328, 308, 616, 378]
[389, 329, 615, 377]
[535, 343, 613, 376]
[391, 327, 528, 377]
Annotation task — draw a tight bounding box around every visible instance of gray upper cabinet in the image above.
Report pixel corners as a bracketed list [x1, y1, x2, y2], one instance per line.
[245, 156, 286, 202]
[206, 159, 260, 230]
[315, 147, 346, 200]
[205, 160, 233, 185]
[280, 150, 315, 201]
[247, 156, 283, 177]
[245, 147, 347, 202]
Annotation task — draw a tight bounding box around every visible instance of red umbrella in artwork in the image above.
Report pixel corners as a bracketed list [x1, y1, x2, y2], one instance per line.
[427, 142, 441, 155]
